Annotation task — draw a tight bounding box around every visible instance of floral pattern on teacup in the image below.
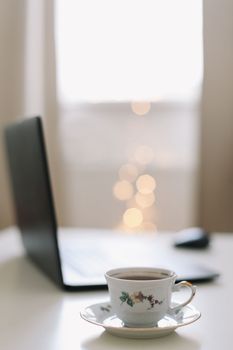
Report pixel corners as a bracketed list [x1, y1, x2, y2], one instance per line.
[120, 291, 163, 309]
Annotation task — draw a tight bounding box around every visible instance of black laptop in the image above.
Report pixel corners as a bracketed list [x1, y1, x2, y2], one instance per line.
[4, 117, 219, 290]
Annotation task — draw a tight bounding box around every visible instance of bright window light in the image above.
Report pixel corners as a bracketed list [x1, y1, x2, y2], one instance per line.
[55, 0, 203, 104]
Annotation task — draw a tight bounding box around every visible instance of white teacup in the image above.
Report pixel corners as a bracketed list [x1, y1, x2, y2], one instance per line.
[105, 267, 196, 328]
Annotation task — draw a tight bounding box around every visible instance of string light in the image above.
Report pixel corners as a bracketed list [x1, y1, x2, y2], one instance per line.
[135, 192, 155, 208]
[113, 100, 158, 232]
[136, 174, 156, 194]
[123, 208, 143, 228]
[131, 102, 151, 116]
[113, 180, 134, 201]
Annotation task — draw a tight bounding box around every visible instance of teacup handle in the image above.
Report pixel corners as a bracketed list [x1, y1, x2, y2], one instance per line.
[169, 281, 196, 312]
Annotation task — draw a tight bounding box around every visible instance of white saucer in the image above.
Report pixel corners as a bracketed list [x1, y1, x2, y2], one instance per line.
[80, 301, 201, 339]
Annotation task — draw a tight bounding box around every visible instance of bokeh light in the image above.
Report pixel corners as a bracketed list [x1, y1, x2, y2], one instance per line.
[135, 192, 155, 208]
[136, 174, 156, 194]
[123, 208, 143, 228]
[113, 180, 134, 201]
[131, 102, 151, 116]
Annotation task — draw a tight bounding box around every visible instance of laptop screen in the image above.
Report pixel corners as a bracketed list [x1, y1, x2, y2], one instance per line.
[4, 117, 63, 287]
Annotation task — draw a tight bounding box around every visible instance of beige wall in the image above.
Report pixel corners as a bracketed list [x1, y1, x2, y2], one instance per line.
[0, 1, 26, 228]
[199, 0, 233, 231]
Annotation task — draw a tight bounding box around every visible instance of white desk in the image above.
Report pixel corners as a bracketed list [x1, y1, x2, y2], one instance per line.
[0, 227, 232, 350]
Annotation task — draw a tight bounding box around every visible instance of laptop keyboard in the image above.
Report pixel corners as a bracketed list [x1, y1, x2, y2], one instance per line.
[58, 230, 158, 281]
[61, 240, 148, 278]
[62, 247, 113, 277]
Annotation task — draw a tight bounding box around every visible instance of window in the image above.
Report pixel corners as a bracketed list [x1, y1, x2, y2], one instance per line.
[55, 0, 203, 231]
[56, 0, 202, 104]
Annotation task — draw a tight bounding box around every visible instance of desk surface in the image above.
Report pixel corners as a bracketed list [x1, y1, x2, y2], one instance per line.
[0, 227, 232, 350]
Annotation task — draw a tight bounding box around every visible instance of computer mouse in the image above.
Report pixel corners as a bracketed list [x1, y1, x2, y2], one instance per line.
[174, 227, 210, 249]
